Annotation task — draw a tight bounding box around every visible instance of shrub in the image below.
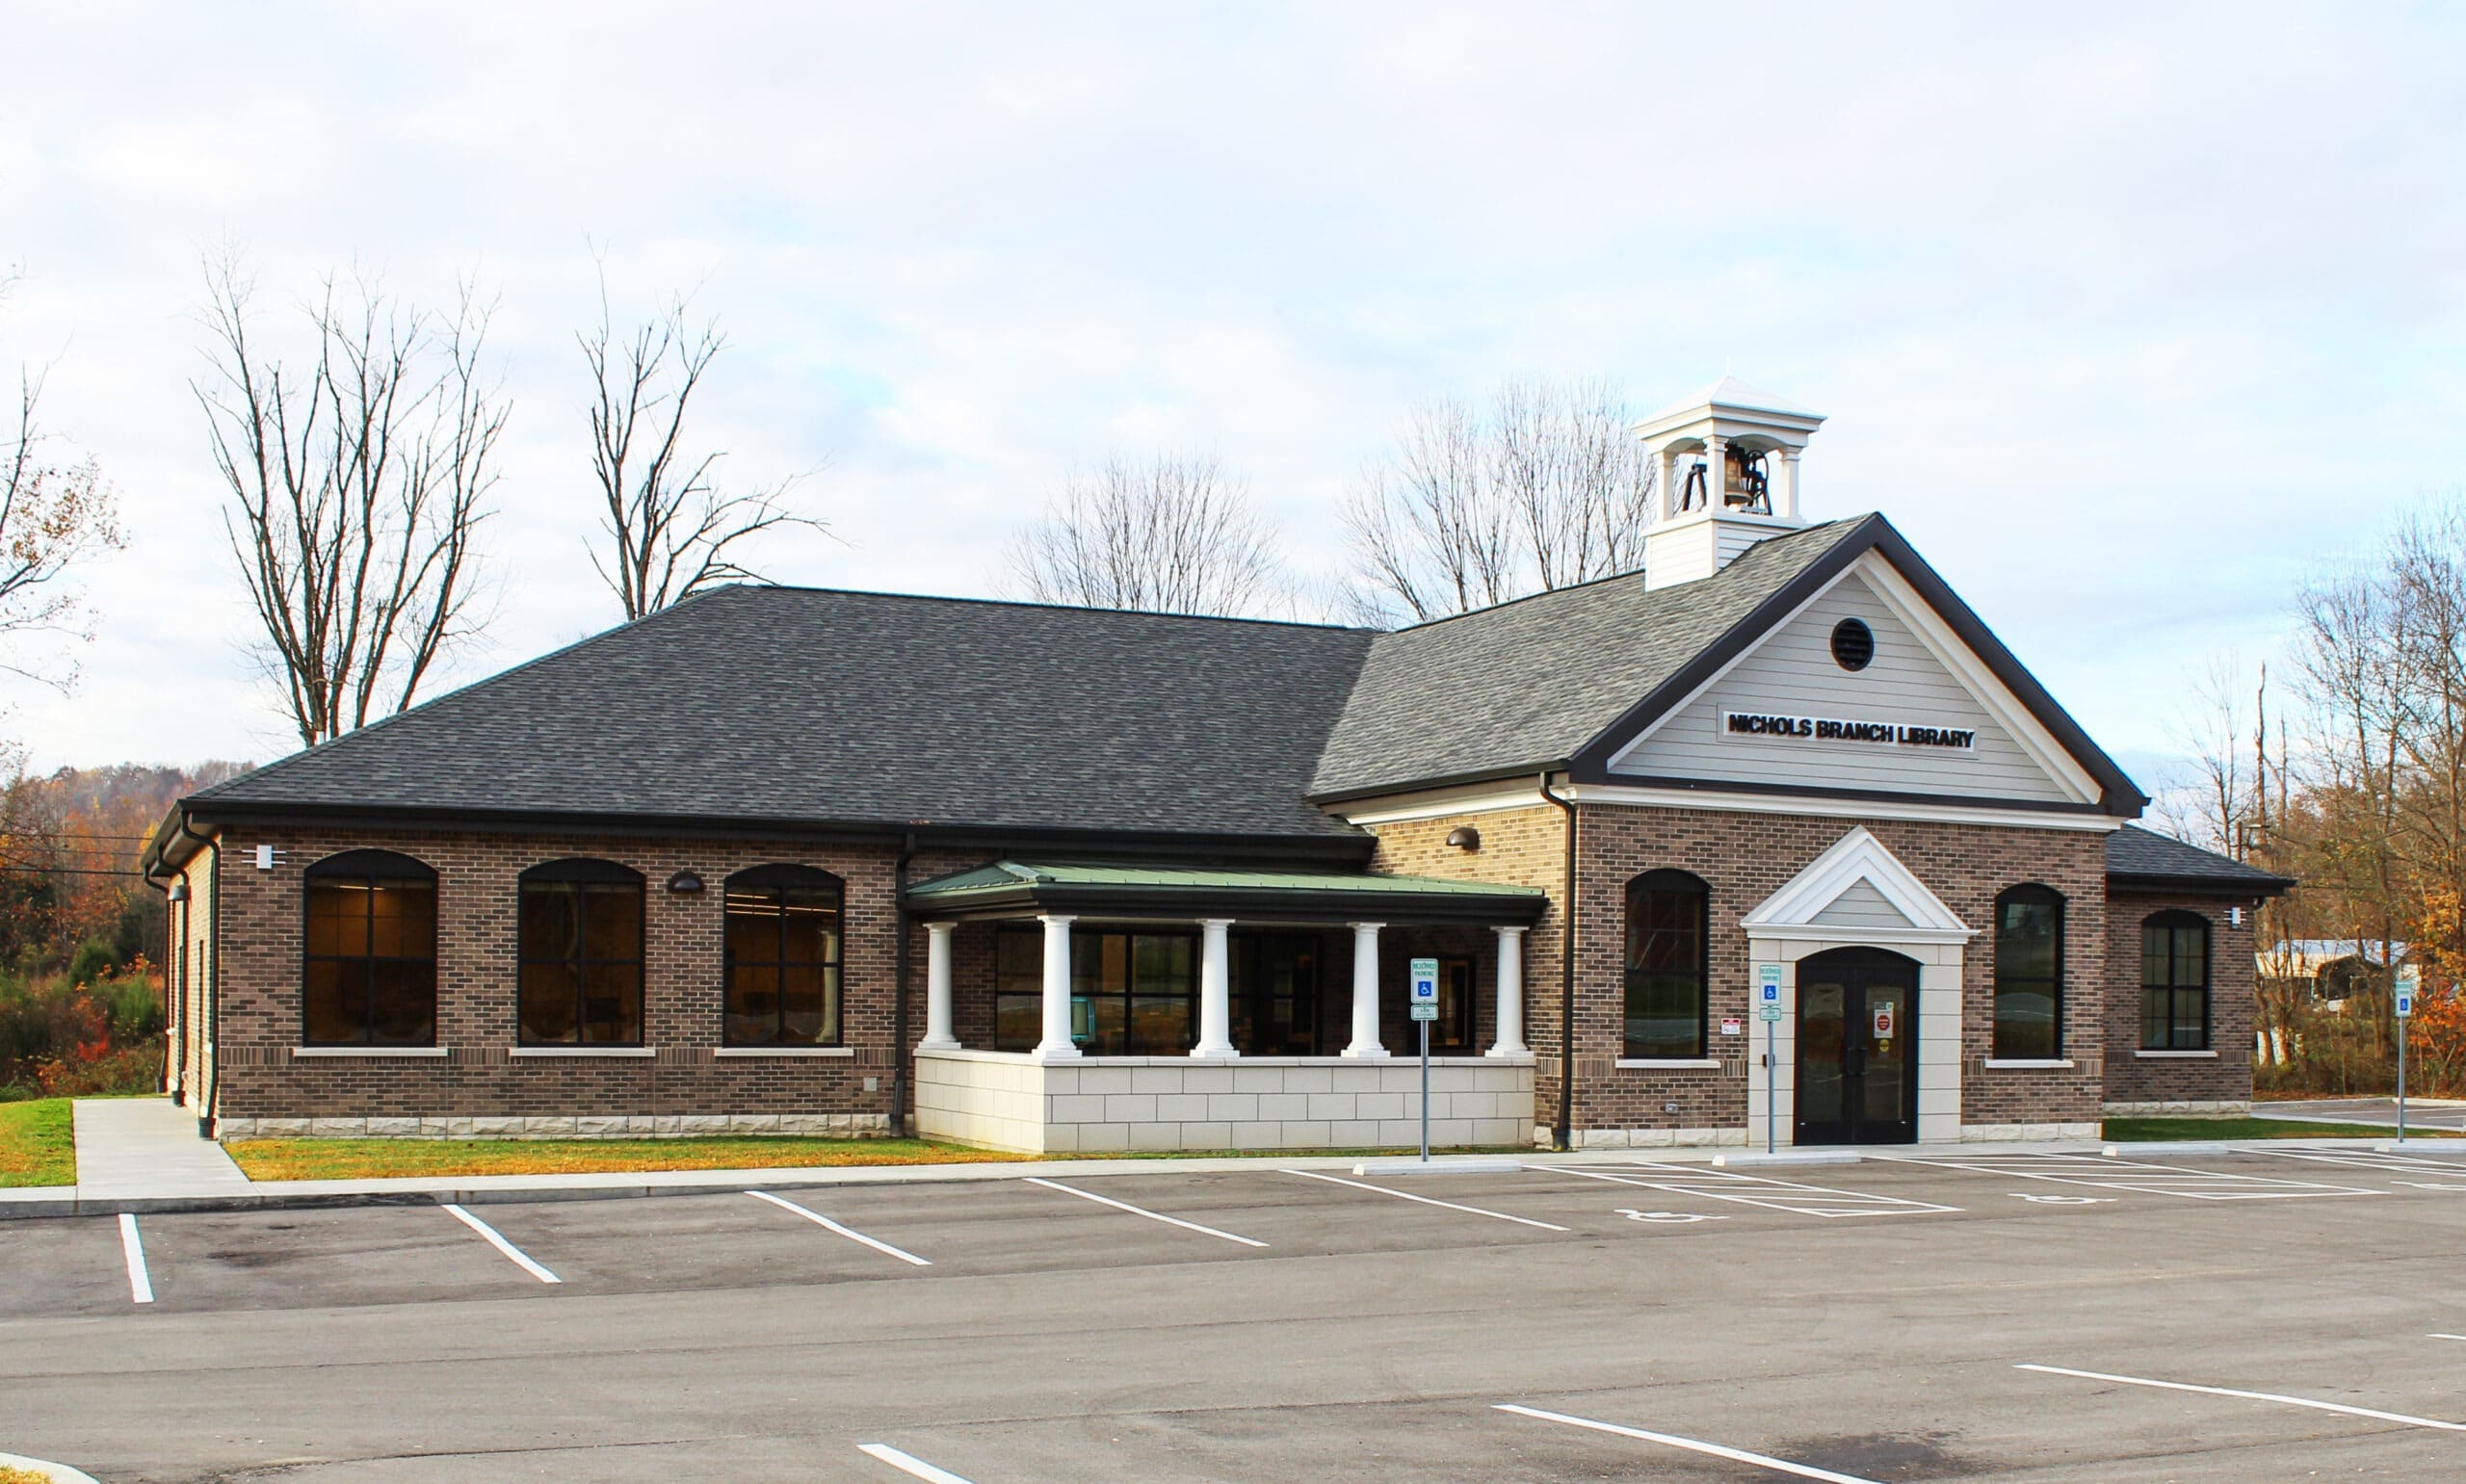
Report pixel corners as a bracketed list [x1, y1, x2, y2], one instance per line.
[66, 937, 115, 988]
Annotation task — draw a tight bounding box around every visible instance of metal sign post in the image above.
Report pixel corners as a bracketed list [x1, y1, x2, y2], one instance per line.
[1409, 957, 1439, 1163]
[2397, 964, 2419, 1143]
[1758, 964, 1783, 1155]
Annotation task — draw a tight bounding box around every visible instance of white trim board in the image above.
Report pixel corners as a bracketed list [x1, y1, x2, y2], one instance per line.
[1562, 781, 2123, 832]
[1744, 825, 1974, 942]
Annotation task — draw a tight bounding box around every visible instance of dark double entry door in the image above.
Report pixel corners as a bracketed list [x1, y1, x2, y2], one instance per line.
[1796, 947, 1920, 1145]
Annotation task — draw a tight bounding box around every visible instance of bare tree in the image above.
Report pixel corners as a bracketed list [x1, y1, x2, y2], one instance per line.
[1004, 452, 1290, 617]
[195, 256, 504, 748]
[1341, 376, 1654, 624]
[0, 272, 126, 689]
[581, 278, 823, 620]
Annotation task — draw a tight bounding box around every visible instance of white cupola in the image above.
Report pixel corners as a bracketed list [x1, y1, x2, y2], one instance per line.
[1635, 377, 1826, 590]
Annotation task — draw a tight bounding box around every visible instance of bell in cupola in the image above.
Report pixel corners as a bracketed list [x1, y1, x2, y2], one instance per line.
[1677, 443, 1773, 515]
[1635, 376, 1825, 591]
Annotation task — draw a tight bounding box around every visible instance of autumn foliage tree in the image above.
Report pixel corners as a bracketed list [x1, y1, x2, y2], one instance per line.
[1, 273, 125, 690]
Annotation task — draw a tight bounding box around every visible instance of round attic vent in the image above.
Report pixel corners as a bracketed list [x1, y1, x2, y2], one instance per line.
[1830, 618, 1875, 672]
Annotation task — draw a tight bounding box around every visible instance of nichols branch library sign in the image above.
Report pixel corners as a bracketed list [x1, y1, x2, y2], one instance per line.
[1722, 711, 1979, 751]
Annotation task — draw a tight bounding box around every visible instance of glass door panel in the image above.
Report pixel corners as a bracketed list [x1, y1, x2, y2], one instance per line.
[1797, 977, 1849, 1141]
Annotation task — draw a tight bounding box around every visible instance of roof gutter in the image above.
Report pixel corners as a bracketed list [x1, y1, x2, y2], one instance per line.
[1538, 769, 1576, 1153]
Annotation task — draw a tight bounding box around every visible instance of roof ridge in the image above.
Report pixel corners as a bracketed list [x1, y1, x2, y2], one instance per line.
[710, 582, 1377, 635]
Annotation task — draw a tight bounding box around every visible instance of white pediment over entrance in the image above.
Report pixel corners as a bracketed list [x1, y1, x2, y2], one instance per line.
[1743, 826, 1973, 945]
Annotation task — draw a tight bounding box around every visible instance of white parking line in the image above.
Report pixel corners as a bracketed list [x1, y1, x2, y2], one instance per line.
[747, 1190, 932, 1265]
[1287, 1169, 1571, 1231]
[1023, 1177, 1268, 1247]
[857, 1442, 977, 1482]
[2430, 1334, 2466, 1342]
[1886, 1152, 2377, 1201]
[2018, 1364, 2466, 1432]
[1544, 1163, 1959, 1218]
[442, 1203, 563, 1283]
[1496, 1404, 1879, 1482]
[118, 1213, 153, 1305]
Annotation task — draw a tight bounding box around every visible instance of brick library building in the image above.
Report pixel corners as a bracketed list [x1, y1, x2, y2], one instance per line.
[143, 380, 2290, 1153]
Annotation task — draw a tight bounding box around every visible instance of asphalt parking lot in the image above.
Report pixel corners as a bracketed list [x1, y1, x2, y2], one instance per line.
[7, 1148, 2466, 1481]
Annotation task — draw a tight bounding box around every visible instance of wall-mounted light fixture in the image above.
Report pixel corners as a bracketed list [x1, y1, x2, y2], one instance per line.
[666, 870, 706, 895]
[168, 882, 190, 903]
[1445, 826, 1481, 851]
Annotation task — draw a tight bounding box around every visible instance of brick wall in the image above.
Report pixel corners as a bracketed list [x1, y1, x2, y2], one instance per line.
[203, 823, 908, 1131]
[2102, 889, 2258, 1111]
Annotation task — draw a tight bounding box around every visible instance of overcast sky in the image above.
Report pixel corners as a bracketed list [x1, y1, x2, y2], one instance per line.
[4, 2, 2462, 794]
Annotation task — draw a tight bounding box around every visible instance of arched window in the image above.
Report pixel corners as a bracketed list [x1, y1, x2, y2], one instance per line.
[723, 865, 845, 1047]
[1992, 884, 2064, 1059]
[2141, 910, 2212, 1051]
[303, 849, 437, 1047]
[1625, 870, 1710, 1059]
[518, 859, 645, 1046]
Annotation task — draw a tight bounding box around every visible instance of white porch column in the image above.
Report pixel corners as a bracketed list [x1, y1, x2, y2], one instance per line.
[919, 923, 958, 1050]
[1344, 922, 1386, 1057]
[1487, 925, 1528, 1057]
[1035, 913, 1081, 1060]
[1192, 918, 1237, 1058]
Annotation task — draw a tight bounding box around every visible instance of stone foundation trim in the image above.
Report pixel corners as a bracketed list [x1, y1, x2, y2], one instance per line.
[1570, 1127, 1747, 1149]
[1615, 1057, 1719, 1070]
[916, 1048, 1535, 1153]
[2102, 1100, 2252, 1115]
[509, 1046, 658, 1057]
[1960, 1122, 2100, 1141]
[216, 1112, 893, 1141]
[711, 1046, 855, 1057]
[291, 1046, 450, 1058]
[1981, 1058, 2076, 1070]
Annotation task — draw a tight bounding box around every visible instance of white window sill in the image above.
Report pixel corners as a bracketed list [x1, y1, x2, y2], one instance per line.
[293, 1045, 449, 1058]
[1983, 1058, 2075, 1070]
[511, 1046, 656, 1058]
[2134, 1050, 2217, 1059]
[713, 1046, 854, 1058]
[1615, 1057, 1720, 1070]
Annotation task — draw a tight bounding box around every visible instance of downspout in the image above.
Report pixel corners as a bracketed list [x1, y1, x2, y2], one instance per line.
[891, 831, 917, 1139]
[169, 813, 217, 1114]
[1538, 770, 1577, 1152]
[139, 841, 176, 1102]
[199, 830, 223, 1141]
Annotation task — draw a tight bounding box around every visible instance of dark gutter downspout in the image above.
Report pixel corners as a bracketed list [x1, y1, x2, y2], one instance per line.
[1538, 770, 1576, 1152]
[197, 828, 223, 1140]
[170, 813, 218, 1118]
[140, 842, 178, 1103]
[891, 831, 917, 1138]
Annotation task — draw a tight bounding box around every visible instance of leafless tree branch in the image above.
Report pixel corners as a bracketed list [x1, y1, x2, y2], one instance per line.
[0, 270, 127, 690]
[1003, 452, 1291, 617]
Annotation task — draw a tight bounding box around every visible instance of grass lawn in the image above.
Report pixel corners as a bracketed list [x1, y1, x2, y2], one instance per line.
[0, 1098, 75, 1187]
[2102, 1115, 2461, 1141]
[225, 1135, 1042, 1182]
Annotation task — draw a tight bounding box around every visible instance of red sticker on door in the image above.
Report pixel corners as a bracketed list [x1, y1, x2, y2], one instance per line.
[1873, 1002, 1894, 1039]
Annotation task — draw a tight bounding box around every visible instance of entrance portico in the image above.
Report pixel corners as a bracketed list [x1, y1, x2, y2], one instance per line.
[904, 861, 1544, 1152]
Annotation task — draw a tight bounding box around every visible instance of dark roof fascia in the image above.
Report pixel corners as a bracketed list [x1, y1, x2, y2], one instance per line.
[2108, 871, 2296, 898]
[905, 882, 1549, 927]
[1308, 762, 1567, 809]
[1562, 515, 2150, 818]
[1593, 772, 2115, 817]
[164, 798, 1377, 865]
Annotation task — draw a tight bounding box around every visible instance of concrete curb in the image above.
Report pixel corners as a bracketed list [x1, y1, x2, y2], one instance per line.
[1713, 1151, 1861, 1167]
[0, 1135, 2419, 1219]
[0, 1451, 101, 1484]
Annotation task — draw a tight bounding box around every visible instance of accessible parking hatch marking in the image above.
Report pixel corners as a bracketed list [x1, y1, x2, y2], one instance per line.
[857, 1442, 977, 1482]
[442, 1203, 563, 1283]
[1285, 1169, 1570, 1231]
[1496, 1403, 1880, 1482]
[746, 1189, 931, 1265]
[1883, 1152, 2378, 1201]
[1542, 1162, 1959, 1218]
[118, 1212, 153, 1305]
[1023, 1177, 1268, 1247]
[2018, 1363, 2466, 1433]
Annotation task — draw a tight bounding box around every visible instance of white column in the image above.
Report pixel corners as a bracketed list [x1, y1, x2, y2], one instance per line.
[1487, 925, 1528, 1057]
[1035, 913, 1081, 1060]
[1703, 434, 1727, 508]
[1653, 446, 1678, 521]
[1344, 922, 1386, 1058]
[1776, 448, 1800, 520]
[1192, 918, 1237, 1058]
[919, 923, 958, 1050]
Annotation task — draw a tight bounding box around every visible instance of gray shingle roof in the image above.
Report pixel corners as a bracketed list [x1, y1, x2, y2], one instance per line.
[2104, 824, 2295, 893]
[191, 586, 1377, 840]
[1309, 520, 1867, 798]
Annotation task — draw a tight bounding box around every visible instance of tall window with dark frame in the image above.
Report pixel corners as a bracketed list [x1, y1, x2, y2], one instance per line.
[518, 859, 645, 1046]
[1625, 870, 1710, 1059]
[723, 865, 845, 1047]
[1992, 884, 2064, 1059]
[2140, 911, 2212, 1051]
[303, 849, 437, 1047]
[992, 925, 1196, 1054]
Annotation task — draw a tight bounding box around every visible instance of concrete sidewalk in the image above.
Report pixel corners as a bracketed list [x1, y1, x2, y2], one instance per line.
[1, 1130, 2430, 1221]
[67, 1098, 251, 1200]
